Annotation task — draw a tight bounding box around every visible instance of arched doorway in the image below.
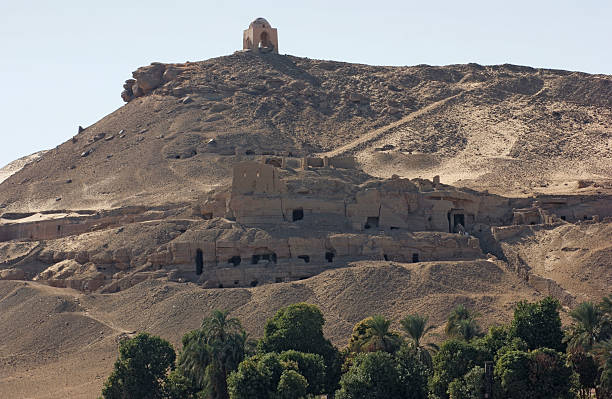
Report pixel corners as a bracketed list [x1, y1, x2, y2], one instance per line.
[259, 31, 270, 48]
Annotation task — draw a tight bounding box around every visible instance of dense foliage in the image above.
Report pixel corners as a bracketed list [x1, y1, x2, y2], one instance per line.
[101, 333, 176, 399]
[100, 295, 612, 399]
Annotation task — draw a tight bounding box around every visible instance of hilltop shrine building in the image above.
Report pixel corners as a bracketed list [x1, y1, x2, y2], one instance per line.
[243, 18, 278, 53]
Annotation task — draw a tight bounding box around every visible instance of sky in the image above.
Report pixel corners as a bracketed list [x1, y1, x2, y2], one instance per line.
[0, 0, 611, 168]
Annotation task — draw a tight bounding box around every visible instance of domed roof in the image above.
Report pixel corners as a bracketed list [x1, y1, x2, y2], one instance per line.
[250, 17, 271, 28]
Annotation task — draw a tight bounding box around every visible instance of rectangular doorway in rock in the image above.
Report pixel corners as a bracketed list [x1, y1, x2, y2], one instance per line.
[365, 217, 379, 229]
[195, 249, 203, 275]
[251, 251, 277, 265]
[292, 208, 304, 221]
[412, 253, 419, 263]
[325, 251, 335, 263]
[453, 214, 465, 231]
[228, 256, 241, 266]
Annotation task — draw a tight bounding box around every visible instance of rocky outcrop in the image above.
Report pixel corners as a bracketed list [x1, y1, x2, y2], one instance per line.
[121, 62, 185, 102]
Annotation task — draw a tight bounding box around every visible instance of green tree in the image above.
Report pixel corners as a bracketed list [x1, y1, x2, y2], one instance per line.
[429, 340, 486, 399]
[258, 303, 341, 394]
[395, 344, 430, 399]
[348, 315, 402, 354]
[178, 310, 248, 399]
[568, 351, 600, 399]
[163, 369, 199, 399]
[278, 350, 325, 395]
[336, 350, 428, 399]
[227, 351, 324, 399]
[445, 304, 481, 340]
[335, 352, 402, 399]
[363, 314, 402, 353]
[400, 313, 438, 368]
[473, 325, 527, 363]
[566, 302, 606, 352]
[101, 333, 176, 399]
[447, 366, 484, 399]
[593, 339, 612, 398]
[495, 348, 573, 399]
[510, 297, 564, 351]
[276, 370, 308, 399]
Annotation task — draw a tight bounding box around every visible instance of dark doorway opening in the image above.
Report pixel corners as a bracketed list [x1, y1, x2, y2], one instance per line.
[251, 252, 277, 265]
[275, 277, 283, 283]
[228, 256, 241, 266]
[218, 284, 223, 288]
[195, 249, 203, 275]
[561, 216, 566, 221]
[234, 280, 239, 285]
[297, 255, 310, 263]
[325, 251, 335, 263]
[412, 253, 419, 263]
[383, 254, 389, 261]
[250, 280, 258, 287]
[292, 208, 304, 221]
[364, 216, 379, 229]
[453, 214, 465, 231]
[259, 31, 270, 48]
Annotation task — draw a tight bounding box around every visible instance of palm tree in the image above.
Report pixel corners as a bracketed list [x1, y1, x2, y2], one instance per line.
[400, 313, 438, 368]
[445, 304, 481, 340]
[201, 309, 243, 342]
[566, 302, 604, 352]
[179, 330, 212, 389]
[179, 310, 248, 399]
[363, 315, 401, 353]
[454, 318, 481, 341]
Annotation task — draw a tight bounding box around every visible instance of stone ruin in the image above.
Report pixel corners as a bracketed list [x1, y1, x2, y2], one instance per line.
[243, 18, 279, 54]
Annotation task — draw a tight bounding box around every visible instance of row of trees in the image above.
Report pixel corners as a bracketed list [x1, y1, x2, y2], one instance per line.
[101, 295, 612, 399]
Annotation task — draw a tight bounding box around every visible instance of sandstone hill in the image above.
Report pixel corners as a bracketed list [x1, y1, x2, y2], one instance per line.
[0, 52, 611, 398]
[0, 52, 611, 212]
[0, 151, 46, 185]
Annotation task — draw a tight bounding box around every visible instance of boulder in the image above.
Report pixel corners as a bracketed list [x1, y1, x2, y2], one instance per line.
[132, 63, 165, 93]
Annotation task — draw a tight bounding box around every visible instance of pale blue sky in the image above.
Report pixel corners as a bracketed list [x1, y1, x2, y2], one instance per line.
[1, 0, 610, 168]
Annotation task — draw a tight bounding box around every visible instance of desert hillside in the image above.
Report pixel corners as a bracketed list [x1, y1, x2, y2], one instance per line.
[0, 52, 610, 399]
[1, 53, 611, 212]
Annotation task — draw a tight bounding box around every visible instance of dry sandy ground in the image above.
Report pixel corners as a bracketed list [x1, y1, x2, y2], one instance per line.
[1, 54, 611, 212]
[497, 221, 612, 303]
[0, 260, 541, 399]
